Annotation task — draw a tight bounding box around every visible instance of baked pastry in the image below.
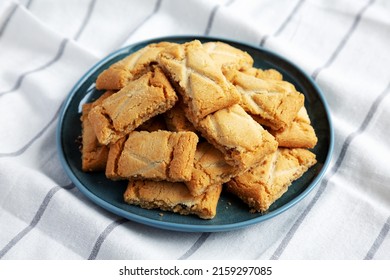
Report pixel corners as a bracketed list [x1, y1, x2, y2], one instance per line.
[96, 42, 176, 90]
[196, 104, 278, 171]
[202, 41, 253, 71]
[81, 91, 114, 172]
[105, 130, 198, 182]
[226, 148, 317, 212]
[269, 106, 318, 148]
[88, 67, 177, 145]
[241, 67, 283, 81]
[186, 142, 239, 196]
[123, 180, 222, 219]
[158, 40, 240, 123]
[225, 69, 304, 130]
[105, 137, 127, 180]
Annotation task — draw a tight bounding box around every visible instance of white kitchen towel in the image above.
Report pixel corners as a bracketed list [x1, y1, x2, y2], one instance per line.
[0, 0, 389, 260]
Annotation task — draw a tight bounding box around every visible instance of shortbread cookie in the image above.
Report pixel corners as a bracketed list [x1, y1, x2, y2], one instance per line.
[242, 67, 283, 80]
[106, 130, 198, 182]
[186, 142, 239, 196]
[226, 148, 317, 212]
[158, 40, 240, 123]
[225, 69, 304, 130]
[81, 91, 114, 172]
[105, 137, 127, 180]
[197, 104, 278, 171]
[96, 42, 176, 90]
[124, 180, 222, 219]
[202, 41, 253, 71]
[88, 67, 177, 145]
[270, 106, 318, 148]
[163, 101, 197, 133]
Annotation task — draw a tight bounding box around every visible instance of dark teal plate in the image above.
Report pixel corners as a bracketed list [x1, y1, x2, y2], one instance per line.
[57, 36, 333, 232]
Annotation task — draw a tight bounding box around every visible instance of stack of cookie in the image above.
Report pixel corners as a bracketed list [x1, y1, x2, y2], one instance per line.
[80, 40, 318, 219]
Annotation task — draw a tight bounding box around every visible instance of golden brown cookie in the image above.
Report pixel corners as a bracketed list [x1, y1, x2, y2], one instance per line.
[196, 104, 278, 171]
[124, 180, 222, 219]
[202, 41, 253, 71]
[105, 130, 198, 182]
[158, 40, 240, 123]
[81, 91, 114, 172]
[225, 69, 304, 130]
[186, 142, 239, 196]
[88, 67, 177, 145]
[105, 137, 127, 180]
[241, 67, 283, 80]
[96, 42, 176, 90]
[269, 106, 318, 148]
[226, 148, 317, 212]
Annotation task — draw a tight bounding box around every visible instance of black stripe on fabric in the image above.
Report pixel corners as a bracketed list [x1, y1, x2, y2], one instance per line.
[177, 233, 211, 260]
[0, 38, 96, 157]
[0, 38, 69, 98]
[0, 3, 18, 39]
[87, 218, 128, 260]
[204, 0, 236, 36]
[311, 0, 375, 80]
[25, 0, 34, 9]
[73, 0, 97, 41]
[0, 183, 75, 259]
[259, 0, 305, 47]
[364, 216, 390, 260]
[204, 5, 220, 36]
[0, 0, 99, 98]
[270, 80, 390, 260]
[118, 0, 162, 47]
[0, 101, 62, 158]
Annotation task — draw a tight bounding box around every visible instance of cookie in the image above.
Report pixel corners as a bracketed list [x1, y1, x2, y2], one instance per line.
[269, 106, 318, 148]
[105, 130, 198, 182]
[96, 42, 176, 90]
[186, 142, 239, 196]
[124, 180, 222, 219]
[158, 40, 240, 123]
[196, 104, 278, 171]
[225, 69, 304, 130]
[226, 148, 317, 212]
[241, 67, 283, 81]
[105, 136, 127, 180]
[202, 41, 253, 71]
[123, 180, 222, 219]
[88, 67, 177, 145]
[81, 91, 114, 172]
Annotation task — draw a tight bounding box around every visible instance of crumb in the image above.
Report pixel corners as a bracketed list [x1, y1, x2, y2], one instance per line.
[227, 202, 232, 206]
[159, 213, 164, 217]
[75, 135, 82, 151]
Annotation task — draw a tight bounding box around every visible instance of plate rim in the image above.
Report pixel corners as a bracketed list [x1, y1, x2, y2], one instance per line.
[56, 35, 334, 232]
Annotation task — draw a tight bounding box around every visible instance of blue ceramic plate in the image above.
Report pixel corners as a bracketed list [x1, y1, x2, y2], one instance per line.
[57, 36, 333, 232]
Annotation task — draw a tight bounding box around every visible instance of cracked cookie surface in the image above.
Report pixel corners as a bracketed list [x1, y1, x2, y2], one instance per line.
[88, 67, 178, 145]
[106, 130, 198, 182]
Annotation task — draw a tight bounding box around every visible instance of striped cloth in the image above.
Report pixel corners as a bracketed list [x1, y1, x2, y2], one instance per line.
[1, 0, 389, 260]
